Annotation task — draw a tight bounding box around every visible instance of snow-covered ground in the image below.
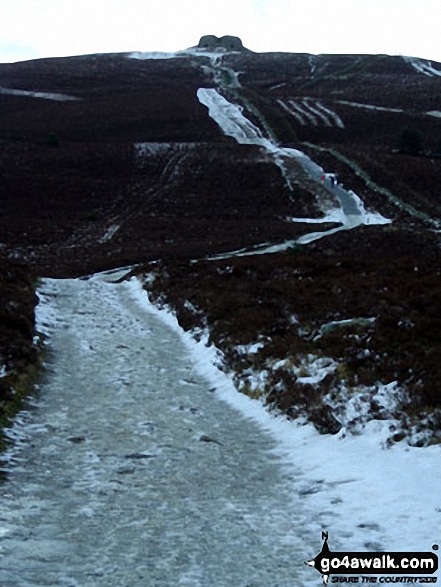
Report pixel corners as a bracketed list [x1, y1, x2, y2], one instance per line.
[1, 275, 321, 586]
[197, 87, 390, 251]
[0, 86, 80, 101]
[129, 277, 441, 573]
[128, 51, 181, 60]
[0, 273, 439, 585]
[404, 56, 441, 77]
[337, 100, 404, 113]
[98, 223, 120, 244]
[277, 99, 345, 128]
[128, 46, 241, 62]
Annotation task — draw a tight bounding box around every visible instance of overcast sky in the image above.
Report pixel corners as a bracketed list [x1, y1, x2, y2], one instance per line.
[1, 0, 440, 63]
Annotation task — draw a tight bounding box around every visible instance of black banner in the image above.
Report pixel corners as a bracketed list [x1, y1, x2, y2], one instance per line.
[306, 533, 438, 581]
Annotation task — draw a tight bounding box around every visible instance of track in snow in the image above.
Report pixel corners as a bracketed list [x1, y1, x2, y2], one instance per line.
[0, 275, 316, 587]
[277, 99, 344, 128]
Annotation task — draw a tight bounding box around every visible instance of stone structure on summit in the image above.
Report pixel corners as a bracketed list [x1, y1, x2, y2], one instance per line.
[198, 35, 247, 52]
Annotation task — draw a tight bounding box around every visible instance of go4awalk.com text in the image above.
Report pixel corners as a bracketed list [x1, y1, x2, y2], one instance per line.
[330, 577, 436, 583]
[306, 533, 438, 585]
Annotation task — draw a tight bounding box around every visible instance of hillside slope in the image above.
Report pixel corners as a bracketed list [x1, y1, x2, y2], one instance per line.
[1, 47, 441, 444]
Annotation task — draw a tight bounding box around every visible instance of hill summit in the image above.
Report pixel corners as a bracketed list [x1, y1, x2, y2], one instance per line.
[197, 35, 248, 52]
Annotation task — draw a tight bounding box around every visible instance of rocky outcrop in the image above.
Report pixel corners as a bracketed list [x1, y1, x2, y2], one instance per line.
[198, 35, 248, 52]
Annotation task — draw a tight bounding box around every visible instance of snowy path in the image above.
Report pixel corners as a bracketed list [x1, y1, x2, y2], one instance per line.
[197, 88, 389, 252]
[1, 274, 440, 585]
[0, 275, 316, 587]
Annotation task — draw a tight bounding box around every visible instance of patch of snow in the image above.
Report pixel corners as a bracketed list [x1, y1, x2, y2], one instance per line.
[221, 66, 242, 88]
[293, 355, 337, 384]
[374, 382, 407, 412]
[296, 217, 359, 245]
[302, 99, 332, 127]
[278, 98, 344, 128]
[180, 46, 243, 60]
[337, 100, 403, 113]
[128, 51, 180, 60]
[287, 212, 342, 224]
[98, 224, 120, 244]
[315, 101, 345, 128]
[0, 364, 7, 378]
[237, 368, 270, 397]
[197, 88, 271, 147]
[142, 272, 157, 286]
[206, 239, 305, 260]
[277, 99, 307, 125]
[0, 86, 81, 101]
[197, 87, 391, 252]
[288, 99, 318, 126]
[427, 110, 441, 118]
[269, 82, 287, 91]
[34, 281, 61, 341]
[308, 55, 317, 75]
[404, 56, 441, 77]
[347, 190, 391, 225]
[86, 265, 138, 282]
[304, 141, 440, 228]
[234, 342, 265, 355]
[288, 315, 299, 326]
[324, 381, 409, 434]
[128, 46, 242, 62]
[129, 277, 441, 561]
[287, 200, 347, 226]
[294, 186, 391, 243]
[272, 358, 288, 370]
[314, 317, 376, 340]
[183, 300, 198, 314]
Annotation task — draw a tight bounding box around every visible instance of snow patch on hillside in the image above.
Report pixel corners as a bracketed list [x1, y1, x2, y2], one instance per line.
[0, 86, 81, 101]
[128, 47, 241, 61]
[404, 56, 441, 77]
[198, 87, 390, 250]
[323, 382, 409, 437]
[293, 355, 337, 384]
[337, 100, 403, 113]
[98, 224, 120, 244]
[287, 206, 346, 224]
[278, 99, 344, 129]
[315, 100, 345, 128]
[197, 88, 270, 147]
[347, 190, 391, 225]
[128, 51, 181, 60]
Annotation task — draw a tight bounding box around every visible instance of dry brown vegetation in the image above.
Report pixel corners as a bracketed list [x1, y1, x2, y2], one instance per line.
[139, 223, 441, 442]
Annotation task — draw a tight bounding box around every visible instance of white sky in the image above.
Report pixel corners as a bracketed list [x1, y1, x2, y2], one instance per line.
[1, 0, 440, 63]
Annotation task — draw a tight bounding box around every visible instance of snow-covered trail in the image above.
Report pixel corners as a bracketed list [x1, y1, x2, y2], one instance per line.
[197, 88, 390, 251]
[1, 274, 440, 585]
[0, 275, 316, 587]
